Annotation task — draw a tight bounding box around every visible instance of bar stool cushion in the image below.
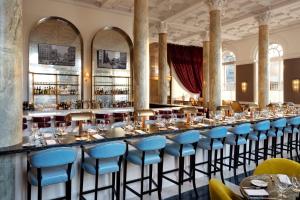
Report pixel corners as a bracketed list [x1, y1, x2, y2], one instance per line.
[165, 143, 195, 157]
[267, 129, 284, 137]
[28, 166, 75, 187]
[126, 150, 161, 165]
[198, 138, 223, 150]
[285, 126, 299, 134]
[225, 132, 247, 145]
[82, 157, 119, 175]
[248, 131, 267, 141]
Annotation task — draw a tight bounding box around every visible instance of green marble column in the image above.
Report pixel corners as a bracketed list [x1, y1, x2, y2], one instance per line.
[208, 0, 224, 111]
[133, 0, 150, 110]
[257, 12, 270, 109]
[0, 0, 23, 199]
[158, 21, 168, 104]
[201, 31, 210, 106]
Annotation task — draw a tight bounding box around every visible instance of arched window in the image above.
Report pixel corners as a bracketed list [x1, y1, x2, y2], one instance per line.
[269, 44, 284, 102]
[222, 51, 236, 100]
[255, 43, 284, 103]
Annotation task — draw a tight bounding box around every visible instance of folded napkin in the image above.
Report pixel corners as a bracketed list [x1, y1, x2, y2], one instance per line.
[43, 133, 53, 138]
[87, 128, 97, 133]
[244, 189, 269, 197]
[92, 134, 104, 140]
[135, 130, 146, 134]
[45, 140, 57, 145]
[277, 174, 292, 185]
[168, 126, 179, 130]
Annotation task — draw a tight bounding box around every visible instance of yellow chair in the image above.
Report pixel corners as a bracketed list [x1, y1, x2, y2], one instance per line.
[209, 179, 242, 200]
[253, 158, 300, 177]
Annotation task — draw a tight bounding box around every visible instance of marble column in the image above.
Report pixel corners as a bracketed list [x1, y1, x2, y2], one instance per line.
[0, 0, 23, 199]
[201, 31, 210, 106]
[256, 12, 270, 109]
[133, 0, 150, 110]
[158, 21, 169, 104]
[208, 0, 224, 111]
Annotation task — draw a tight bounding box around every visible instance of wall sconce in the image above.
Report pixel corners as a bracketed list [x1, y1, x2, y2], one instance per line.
[292, 79, 300, 92]
[241, 82, 247, 93]
[84, 72, 90, 82]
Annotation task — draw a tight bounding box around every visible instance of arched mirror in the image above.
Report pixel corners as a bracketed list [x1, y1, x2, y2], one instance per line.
[92, 27, 133, 108]
[28, 16, 83, 110]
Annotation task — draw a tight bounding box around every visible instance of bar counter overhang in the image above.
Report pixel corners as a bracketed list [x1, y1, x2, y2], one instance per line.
[2, 108, 300, 199]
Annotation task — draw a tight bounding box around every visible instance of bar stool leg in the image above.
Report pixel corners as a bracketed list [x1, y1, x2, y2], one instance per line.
[207, 150, 212, 180]
[289, 134, 293, 159]
[233, 145, 239, 183]
[140, 162, 145, 200]
[295, 133, 300, 161]
[157, 162, 163, 200]
[95, 160, 99, 200]
[112, 172, 115, 200]
[213, 150, 218, 176]
[123, 159, 128, 200]
[178, 156, 183, 199]
[280, 135, 284, 158]
[243, 144, 247, 177]
[116, 171, 121, 200]
[248, 140, 252, 165]
[38, 185, 42, 200]
[229, 145, 233, 171]
[27, 182, 31, 200]
[79, 167, 84, 198]
[255, 141, 259, 166]
[263, 139, 268, 160]
[149, 164, 153, 195]
[220, 149, 225, 184]
[190, 154, 198, 197]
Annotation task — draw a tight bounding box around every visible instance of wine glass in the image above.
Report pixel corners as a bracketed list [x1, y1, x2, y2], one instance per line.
[277, 179, 289, 198]
[292, 177, 300, 192]
[31, 122, 39, 142]
[97, 120, 104, 132]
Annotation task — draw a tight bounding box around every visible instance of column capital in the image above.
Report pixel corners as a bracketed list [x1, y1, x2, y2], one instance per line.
[256, 11, 271, 26]
[201, 31, 210, 42]
[158, 21, 168, 34]
[207, 0, 226, 11]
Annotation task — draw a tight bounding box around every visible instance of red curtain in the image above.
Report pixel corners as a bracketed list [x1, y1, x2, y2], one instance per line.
[167, 43, 203, 95]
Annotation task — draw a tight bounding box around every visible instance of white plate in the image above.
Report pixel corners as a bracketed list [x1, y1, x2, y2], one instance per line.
[250, 179, 268, 188]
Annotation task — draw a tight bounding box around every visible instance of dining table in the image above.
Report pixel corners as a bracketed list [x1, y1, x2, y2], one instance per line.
[240, 175, 300, 199]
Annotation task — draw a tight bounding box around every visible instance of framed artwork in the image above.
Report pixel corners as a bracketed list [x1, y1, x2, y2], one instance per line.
[97, 49, 127, 69]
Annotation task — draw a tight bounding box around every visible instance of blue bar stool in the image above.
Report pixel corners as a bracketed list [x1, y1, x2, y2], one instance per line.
[27, 147, 77, 200]
[123, 135, 166, 200]
[268, 118, 286, 158]
[163, 130, 200, 199]
[196, 126, 227, 183]
[285, 116, 300, 160]
[248, 120, 270, 166]
[79, 141, 126, 200]
[225, 123, 251, 182]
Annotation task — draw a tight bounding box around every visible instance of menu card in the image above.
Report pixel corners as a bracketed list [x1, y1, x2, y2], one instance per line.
[168, 126, 179, 130]
[92, 134, 104, 140]
[244, 189, 269, 197]
[277, 174, 292, 185]
[45, 140, 57, 145]
[135, 130, 146, 135]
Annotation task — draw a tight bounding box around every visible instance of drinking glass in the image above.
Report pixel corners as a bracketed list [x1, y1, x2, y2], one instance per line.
[59, 122, 66, 133]
[292, 177, 300, 192]
[31, 122, 39, 141]
[277, 180, 289, 198]
[97, 120, 104, 132]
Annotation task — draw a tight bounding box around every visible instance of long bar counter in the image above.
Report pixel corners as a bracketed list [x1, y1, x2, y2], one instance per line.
[2, 112, 299, 156]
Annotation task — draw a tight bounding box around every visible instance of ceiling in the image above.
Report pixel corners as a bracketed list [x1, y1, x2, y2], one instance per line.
[55, 0, 300, 46]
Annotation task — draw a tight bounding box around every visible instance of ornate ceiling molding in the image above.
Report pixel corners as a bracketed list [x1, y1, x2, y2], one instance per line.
[256, 11, 271, 26]
[158, 21, 168, 33]
[207, 0, 227, 11]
